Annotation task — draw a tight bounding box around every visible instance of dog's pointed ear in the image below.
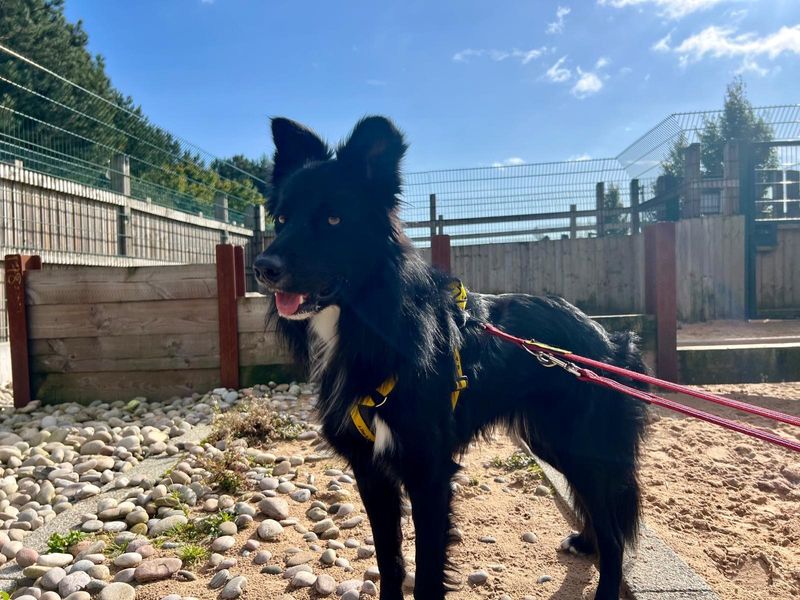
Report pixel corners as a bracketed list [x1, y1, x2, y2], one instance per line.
[270, 118, 330, 192]
[337, 116, 407, 200]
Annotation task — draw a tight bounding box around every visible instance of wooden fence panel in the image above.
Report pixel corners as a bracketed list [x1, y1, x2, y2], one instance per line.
[449, 235, 645, 314]
[675, 216, 745, 322]
[757, 224, 800, 313]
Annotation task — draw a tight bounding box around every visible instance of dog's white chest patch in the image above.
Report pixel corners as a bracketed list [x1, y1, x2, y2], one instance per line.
[308, 306, 340, 382]
[372, 415, 395, 457]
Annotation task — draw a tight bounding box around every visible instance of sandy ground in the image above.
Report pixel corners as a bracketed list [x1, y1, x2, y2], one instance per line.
[136, 433, 612, 600]
[639, 382, 800, 600]
[135, 381, 800, 600]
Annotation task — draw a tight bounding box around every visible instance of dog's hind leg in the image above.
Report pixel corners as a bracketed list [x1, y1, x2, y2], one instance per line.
[561, 467, 640, 600]
[351, 457, 405, 600]
[404, 456, 459, 600]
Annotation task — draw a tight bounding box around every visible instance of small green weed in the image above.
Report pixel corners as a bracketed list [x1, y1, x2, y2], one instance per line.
[47, 531, 88, 553]
[490, 451, 539, 472]
[178, 543, 210, 567]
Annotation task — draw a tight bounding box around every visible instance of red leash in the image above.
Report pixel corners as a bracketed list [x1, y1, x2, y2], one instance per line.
[481, 323, 800, 453]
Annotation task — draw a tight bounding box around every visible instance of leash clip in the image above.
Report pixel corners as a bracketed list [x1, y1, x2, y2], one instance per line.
[524, 346, 582, 378]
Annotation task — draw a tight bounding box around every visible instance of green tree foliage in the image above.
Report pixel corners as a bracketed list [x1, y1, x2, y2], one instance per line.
[0, 0, 267, 213]
[211, 154, 273, 200]
[700, 78, 775, 176]
[661, 132, 688, 179]
[660, 78, 775, 179]
[602, 183, 628, 236]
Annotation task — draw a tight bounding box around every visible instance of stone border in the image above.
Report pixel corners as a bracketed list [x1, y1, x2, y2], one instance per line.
[0, 424, 211, 593]
[534, 458, 720, 600]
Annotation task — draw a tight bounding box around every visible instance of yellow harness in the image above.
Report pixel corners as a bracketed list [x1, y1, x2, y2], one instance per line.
[349, 280, 469, 443]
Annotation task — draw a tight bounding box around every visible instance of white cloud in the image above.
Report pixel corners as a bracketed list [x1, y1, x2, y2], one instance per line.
[734, 57, 770, 76]
[568, 153, 592, 161]
[595, 57, 610, 69]
[453, 47, 547, 65]
[545, 56, 572, 82]
[546, 6, 572, 34]
[665, 25, 800, 67]
[598, 0, 732, 20]
[652, 33, 672, 52]
[571, 68, 604, 98]
[492, 157, 526, 168]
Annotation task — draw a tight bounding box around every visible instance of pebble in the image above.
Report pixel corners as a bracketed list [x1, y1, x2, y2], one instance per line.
[220, 575, 247, 599]
[468, 570, 489, 585]
[537, 575, 553, 583]
[113, 553, 142, 568]
[314, 573, 337, 596]
[209, 569, 230, 589]
[259, 497, 290, 520]
[522, 531, 538, 543]
[362, 580, 378, 596]
[364, 566, 381, 581]
[38, 553, 75, 568]
[133, 558, 182, 582]
[257, 519, 284, 541]
[534, 484, 551, 496]
[58, 571, 91, 597]
[291, 571, 317, 588]
[211, 536, 236, 552]
[15, 547, 39, 567]
[253, 550, 272, 565]
[320, 549, 337, 565]
[478, 536, 496, 543]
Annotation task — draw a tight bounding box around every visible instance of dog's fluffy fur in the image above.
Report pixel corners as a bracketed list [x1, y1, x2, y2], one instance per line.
[255, 116, 649, 600]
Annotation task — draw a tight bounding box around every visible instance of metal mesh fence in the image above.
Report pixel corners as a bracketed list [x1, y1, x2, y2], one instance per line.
[0, 43, 263, 226]
[401, 104, 800, 244]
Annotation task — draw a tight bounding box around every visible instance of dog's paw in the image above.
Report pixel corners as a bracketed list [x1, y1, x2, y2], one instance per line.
[558, 531, 596, 556]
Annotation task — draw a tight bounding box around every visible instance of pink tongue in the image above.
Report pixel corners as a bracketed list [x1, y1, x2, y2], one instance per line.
[275, 292, 306, 316]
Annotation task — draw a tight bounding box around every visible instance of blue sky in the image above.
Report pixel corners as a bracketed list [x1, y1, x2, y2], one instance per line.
[64, 0, 800, 172]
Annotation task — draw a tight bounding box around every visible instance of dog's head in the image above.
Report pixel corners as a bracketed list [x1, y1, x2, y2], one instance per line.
[254, 116, 408, 320]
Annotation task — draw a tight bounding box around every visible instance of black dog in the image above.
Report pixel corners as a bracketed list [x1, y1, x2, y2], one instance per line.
[254, 116, 648, 600]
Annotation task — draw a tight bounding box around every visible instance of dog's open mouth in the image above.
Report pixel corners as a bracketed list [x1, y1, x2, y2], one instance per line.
[274, 282, 341, 319]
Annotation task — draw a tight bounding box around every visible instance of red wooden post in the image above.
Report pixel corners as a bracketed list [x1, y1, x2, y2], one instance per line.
[4, 254, 41, 409]
[216, 244, 240, 389]
[644, 222, 678, 382]
[233, 245, 245, 298]
[431, 234, 451, 274]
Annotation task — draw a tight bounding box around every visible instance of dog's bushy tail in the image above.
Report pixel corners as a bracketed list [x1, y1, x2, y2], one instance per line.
[608, 330, 650, 547]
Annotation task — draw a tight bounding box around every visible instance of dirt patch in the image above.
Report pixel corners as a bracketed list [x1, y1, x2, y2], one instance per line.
[640, 382, 800, 600]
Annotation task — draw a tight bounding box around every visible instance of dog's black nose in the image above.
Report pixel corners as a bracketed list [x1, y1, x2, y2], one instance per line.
[253, 255, 284, 284]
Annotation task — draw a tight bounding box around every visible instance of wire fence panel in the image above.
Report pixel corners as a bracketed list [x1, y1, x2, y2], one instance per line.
[0, 43, 261, 225]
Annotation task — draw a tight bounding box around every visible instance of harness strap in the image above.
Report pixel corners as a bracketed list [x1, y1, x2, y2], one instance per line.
[350, 280, 470, 442]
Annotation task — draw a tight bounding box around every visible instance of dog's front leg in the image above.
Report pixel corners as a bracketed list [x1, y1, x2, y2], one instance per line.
[404, 457, 457, 600]
[351, 457, 405, 600]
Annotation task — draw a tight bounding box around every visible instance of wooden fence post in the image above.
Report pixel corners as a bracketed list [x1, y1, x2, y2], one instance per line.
[4, 254, 41, 408]
[233, 245, 245, 298]
[431, 234, 451, 274]
[215, 244, 240, 389]
[630, 179, 640, 235]
[595, 182, 605, 237]
[644, 223, 678, 381]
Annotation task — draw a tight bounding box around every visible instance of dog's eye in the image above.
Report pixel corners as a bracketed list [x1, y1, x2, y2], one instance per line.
[328, 216, 341, 226]
[276, 215, 286, 224]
